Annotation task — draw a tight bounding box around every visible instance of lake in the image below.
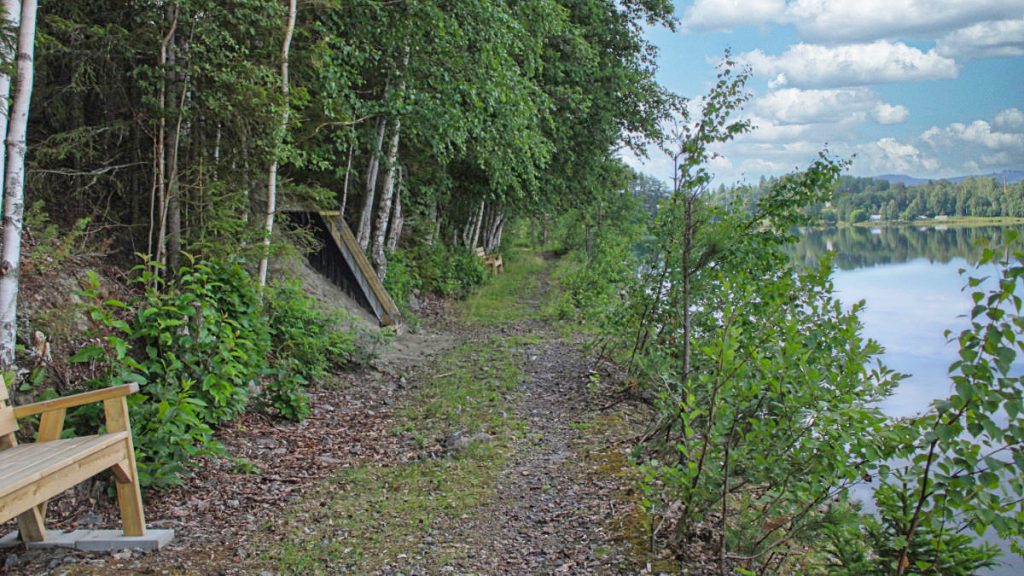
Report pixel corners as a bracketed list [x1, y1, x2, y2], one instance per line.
[792, 225, 1024, 575]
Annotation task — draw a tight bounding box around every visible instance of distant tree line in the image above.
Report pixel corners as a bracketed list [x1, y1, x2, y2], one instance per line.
[718, 175, 1024, 224]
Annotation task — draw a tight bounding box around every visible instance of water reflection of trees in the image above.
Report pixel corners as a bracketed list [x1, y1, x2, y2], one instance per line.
[788, 226, 1023, 270]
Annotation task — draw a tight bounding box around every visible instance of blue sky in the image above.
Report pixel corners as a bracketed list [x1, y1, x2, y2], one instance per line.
[623, 0, 1024, 187]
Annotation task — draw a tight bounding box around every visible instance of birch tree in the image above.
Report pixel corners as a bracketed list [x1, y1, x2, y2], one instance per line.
[356, 116, 386, 250]
[0, 0, 20, 218]
[257, 0, 297, 287]
[0, 0, 36, 369]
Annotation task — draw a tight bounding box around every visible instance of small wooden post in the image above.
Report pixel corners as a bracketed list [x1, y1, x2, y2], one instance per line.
[104, 397, 146, 536]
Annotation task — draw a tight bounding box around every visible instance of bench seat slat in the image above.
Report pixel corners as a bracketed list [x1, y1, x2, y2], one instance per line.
[0, 433, 129, 499]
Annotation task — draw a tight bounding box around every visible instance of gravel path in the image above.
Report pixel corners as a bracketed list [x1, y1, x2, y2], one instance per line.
[429, 326, 646, 575]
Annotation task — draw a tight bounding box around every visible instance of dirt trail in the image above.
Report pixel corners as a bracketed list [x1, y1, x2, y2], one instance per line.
[5, 260, 652, 575]
[436, 330, 644, 575]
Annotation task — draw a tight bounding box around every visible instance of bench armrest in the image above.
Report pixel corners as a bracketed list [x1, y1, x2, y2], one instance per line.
[13, 384, 139, 419]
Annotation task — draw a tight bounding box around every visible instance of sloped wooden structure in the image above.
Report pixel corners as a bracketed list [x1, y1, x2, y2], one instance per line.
[284, 211, 401, 327]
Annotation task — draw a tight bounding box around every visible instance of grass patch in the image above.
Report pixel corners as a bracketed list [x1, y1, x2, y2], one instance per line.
[258, 336, 525, 575]
[463, 249, 547, 325]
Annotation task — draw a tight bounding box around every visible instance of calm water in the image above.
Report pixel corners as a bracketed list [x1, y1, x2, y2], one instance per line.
[792, 225, 1024, 575]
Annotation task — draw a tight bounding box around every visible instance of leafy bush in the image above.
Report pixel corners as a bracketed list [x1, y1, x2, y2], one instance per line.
[72, 257, 269, 487]
[405, 243, 485, 299]
[382, 249, 419, 307]
[261, 279, 356, 419]
[69, 257, 359, 487]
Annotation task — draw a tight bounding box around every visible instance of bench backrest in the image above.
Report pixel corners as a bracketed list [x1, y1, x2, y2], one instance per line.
[0, 378, 17, 437]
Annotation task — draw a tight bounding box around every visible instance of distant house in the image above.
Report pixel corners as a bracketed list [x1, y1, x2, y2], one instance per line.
[869, 214, 882, 221]
[934, 215, 949, 220]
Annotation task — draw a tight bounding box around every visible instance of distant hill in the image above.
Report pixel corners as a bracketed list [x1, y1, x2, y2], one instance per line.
[874, 170, 1024, 187]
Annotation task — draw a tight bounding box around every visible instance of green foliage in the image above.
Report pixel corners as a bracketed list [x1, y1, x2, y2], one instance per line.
[405, 243, 485, 299]
[382, 249, 419, 308]
[22, 201, 91, 273]
[69, 258, 358, 487]
[261, 279, 356, 420]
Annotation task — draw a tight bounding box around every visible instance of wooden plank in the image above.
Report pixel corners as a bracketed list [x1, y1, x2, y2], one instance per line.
[319, 214, 401, 326]
[0, 407, 17, 437]
[0, 375, 9, 401]
[37, 409, 65, 443]
[104, 397, 146, 536]
[16, 505, 46, 542]
[0, 434, 128, 494]
[0, 441, 128, 525]
[13, 384, 138, 419]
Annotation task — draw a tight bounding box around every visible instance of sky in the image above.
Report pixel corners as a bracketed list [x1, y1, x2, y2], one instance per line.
[622, 0, 1024, 187]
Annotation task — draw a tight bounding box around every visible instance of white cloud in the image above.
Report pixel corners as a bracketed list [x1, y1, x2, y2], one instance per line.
[936, 18, 1024, 59]
[683, 0, 786, 30]
[994, 108, 1024, 131]
[923, 120, 1024, 151]
[783, 0, 1023, 43]
[739, 41, 959, 88]
[873, 103, 910, 125]
[858, 138, 941, 174]
[677, 1, 1023, 43]
[753, 87, 908, 126]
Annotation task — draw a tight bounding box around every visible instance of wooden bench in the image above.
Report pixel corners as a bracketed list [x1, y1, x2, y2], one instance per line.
[475, 246, 504, 275]
[0, 378, 146, 543]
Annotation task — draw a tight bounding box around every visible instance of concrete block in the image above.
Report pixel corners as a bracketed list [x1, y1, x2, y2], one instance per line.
[0, 531, 20, 549]
[0, 529, 174, 552]
[74, 529, 174, 552]
[24, 530, 90, 549]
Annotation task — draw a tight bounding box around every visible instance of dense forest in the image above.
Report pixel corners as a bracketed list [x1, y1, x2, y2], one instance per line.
[722, 174, 1024, 223]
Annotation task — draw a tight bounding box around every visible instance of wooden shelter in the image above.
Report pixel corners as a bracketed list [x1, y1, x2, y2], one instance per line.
[284, 211, 401, 327]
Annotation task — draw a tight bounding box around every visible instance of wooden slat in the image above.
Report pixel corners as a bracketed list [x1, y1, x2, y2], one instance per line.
[0, 433, 128, 495]
[0, 407, 17, 437]
[12, 384, 138, 419]
[319, 214, 401, 326]
[0, 441, 129, 525]
[0, 375, 9, 401]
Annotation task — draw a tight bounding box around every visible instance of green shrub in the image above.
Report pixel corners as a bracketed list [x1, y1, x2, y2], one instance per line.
[69, 257, 359, 488]
[405, 243, 485, 299]
[72, 257, 270, 487]
[382, 249, 419, 307]
[261, 278, 356, 420]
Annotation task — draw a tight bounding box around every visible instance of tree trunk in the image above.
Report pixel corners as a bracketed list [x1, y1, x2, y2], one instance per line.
[257, 0, 297, 287]
[163, 5, 184, 276]
[489, 216, 501, 250]
[357, 116, 386, 250]
[386, 168, 403, 253]
[372, 118, 401, 278]
[486, 211, 504, 252]
[0, 0, 20, 219]
[426, 200, 438, 247]
[471, 199, 485, 249]
[339, 139, 353, 219]
[0, 0, 37, 369]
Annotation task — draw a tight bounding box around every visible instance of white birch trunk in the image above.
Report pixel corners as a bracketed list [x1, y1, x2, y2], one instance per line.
[371, 119, 401, 278]
[471, 199, 485, 249]
[340, 140, 353, 218]
[386, 168, 403, 253]
[357, 116, 386, 250]
[0, 0, 20, 219]
[0, 0, 36, 368]
[257, 0, 297, 287]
